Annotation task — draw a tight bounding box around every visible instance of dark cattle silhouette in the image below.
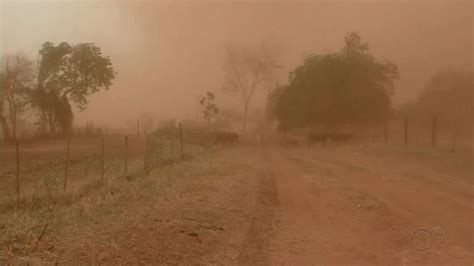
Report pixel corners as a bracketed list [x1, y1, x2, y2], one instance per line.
[307, 132, 329, 147]
[329, 132, 352, 143]
[307, 132, 352, 147]
[214, 131, 239, 144]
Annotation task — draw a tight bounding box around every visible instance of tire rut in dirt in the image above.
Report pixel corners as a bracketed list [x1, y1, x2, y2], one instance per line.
[237, 171, 279, 265]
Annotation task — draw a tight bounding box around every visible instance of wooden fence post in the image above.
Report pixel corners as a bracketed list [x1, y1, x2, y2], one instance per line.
[452, 133, 456, 152]
[179, 122, 184, 160]
[451, 124, 456, 153]
[101, 137, 105, 180]
[124, 136, 128, 174]
[431, 115, 437, 147]
[15, 140, 20, 205]
[63, 136, 71, 190]
[144, 135, 149, 175]
[143, 135, 148, 176]
[260, 132, 263, 146]
[384, 119, 388, 143]
[137, 121, 140, 136]
[404, 115, 408, 145]
[171, 134, 175, 158]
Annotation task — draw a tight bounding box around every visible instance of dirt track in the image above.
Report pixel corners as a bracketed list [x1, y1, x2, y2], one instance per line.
[3, 140, 473, 265]
[256, 145, 473, 265]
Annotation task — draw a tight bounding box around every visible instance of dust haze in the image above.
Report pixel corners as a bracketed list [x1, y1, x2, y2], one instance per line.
[2, 0, 472, 127]
[1, 0, 473, 264]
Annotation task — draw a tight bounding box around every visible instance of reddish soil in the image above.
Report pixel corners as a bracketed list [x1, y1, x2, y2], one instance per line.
[260, 146, 473, 265]
[2, 138, 473, 265]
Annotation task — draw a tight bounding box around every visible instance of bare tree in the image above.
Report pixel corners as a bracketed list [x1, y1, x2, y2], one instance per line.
[0, 53, 35, 141]
[0, 72, 8, 139]
[222, 42, 279, 131]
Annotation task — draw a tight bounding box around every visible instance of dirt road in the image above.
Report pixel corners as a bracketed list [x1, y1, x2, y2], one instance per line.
[4, 140, 472, 265]
[249, 145, 473, 265]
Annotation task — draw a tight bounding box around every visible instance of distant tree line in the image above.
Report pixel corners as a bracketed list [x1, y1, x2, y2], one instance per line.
[0, 42, 116, 141]
[266, 32, 473, 135]
[399, 69, 473, 135]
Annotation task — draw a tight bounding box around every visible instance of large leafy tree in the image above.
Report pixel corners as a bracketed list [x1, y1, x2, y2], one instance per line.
[265, 83, 286, 121]
[32, 42, 116, 135]
[272, 32, 399, 130]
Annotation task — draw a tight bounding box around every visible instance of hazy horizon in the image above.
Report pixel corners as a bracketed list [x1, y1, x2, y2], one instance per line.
[2, 0, 472, 128]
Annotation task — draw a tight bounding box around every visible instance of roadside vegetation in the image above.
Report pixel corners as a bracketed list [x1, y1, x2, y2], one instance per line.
[0, 132, 210, 263]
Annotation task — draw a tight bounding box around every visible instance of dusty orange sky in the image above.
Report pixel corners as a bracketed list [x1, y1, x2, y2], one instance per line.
[1, 0, 472, 128]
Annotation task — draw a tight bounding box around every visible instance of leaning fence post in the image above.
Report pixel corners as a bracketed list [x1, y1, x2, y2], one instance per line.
[63, 136, 71, 190]
[101, 137, 105, 180]
[431, 115, 437, 147]
[404, 115, 408, 145]
[15, 140, 20, 206]
[178, 122, 184, 160]
[124, 135, 128, 174]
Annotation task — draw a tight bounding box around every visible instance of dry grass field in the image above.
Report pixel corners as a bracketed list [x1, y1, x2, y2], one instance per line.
[0, 133, 472, 264]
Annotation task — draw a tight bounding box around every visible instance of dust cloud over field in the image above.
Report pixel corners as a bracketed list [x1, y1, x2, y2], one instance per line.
[2, 0, 472, 127]
[1, 0, 473, 265]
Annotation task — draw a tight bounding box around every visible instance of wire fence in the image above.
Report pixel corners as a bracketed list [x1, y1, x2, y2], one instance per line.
[0, 127, 204, 211]
[381, 114, 471, 151]
[1, 116, 470, 210]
